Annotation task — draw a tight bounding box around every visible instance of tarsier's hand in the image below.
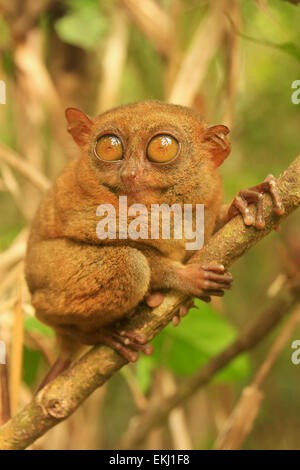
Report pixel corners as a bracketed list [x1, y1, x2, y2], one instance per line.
[177, 263, 233, 298]
[227, 174, 285, 230]
[145, 263, 233, 327]
[171, 263, 233, 326]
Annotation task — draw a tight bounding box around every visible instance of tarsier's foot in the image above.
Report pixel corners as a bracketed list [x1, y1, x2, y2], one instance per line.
[97, 327, 154, 363]
[227, 174, 285, 229]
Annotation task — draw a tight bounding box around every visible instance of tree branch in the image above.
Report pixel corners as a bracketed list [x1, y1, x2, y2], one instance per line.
[0, 155, 299, 450]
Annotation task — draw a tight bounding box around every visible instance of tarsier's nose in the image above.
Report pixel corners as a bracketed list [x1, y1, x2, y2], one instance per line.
[121, 169, 138, 184]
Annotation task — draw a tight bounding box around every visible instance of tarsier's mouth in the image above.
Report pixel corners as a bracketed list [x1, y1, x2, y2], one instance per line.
[102, 181, 171, 195]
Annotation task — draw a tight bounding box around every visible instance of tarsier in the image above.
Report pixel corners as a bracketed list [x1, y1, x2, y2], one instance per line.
[25, 100, 284, 386]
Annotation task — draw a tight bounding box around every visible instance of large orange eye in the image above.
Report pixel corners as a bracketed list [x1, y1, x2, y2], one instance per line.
[147, 134, 179, 163]
[95, 134, 123, 161]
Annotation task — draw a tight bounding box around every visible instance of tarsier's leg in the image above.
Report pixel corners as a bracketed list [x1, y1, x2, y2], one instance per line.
[224, 174, 285, 229]
[26, 239, 153, 389]
[36, 356, 72, 393]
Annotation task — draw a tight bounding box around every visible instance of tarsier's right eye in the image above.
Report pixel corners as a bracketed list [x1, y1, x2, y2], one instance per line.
[94, 134, 123, 161]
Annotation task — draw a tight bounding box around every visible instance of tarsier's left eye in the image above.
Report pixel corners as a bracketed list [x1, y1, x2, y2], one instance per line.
[94, 134, 123, 161]
[147, 134, 179, 163]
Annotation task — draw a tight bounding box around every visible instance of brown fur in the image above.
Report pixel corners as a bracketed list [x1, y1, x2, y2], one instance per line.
[25, 100, 230, 357]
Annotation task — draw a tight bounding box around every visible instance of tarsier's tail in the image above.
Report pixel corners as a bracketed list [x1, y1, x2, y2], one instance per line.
[35, 356, 71, 393]
[35, 329, 82, 394]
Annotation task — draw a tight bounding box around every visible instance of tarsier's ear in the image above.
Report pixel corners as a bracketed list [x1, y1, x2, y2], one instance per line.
[65, 108, 93, 147]
[203, 125, 230, 168]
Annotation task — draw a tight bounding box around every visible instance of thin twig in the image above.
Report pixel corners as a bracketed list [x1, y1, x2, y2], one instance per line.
[168, 0, 228, 106]
[120, 366, 148, 411]
[120, 0, 174, 58]
[97, 9, 129, 113]
[9, 271, 24, 416]
[0, 144, 50, 192]
[222, 0, 241, 128]
[160, 370, 193, 450]
[0, 229, 28, 279]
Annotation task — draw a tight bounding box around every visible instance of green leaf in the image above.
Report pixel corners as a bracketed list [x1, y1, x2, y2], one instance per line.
[275, 42, 300, 62]
[227, 15, 300, 64]
[135, 355, 156, 393]
[150, 302, 250, 382]
[240, 33, 300, 64]
[54, 4, 108, 50]
[0, 225, 23, 251]
[22, 346, 43, 386]
[24, 316, 54, 337]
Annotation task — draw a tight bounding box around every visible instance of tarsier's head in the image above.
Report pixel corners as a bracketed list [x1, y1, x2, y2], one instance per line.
[65, 100, 230, 198]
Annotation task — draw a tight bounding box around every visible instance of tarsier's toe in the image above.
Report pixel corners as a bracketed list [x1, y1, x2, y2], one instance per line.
[200, 296, 211, 303]
[201, 263, 226, 273]
[264, 175, 285, 216]
[204, 289, 224, 296]
[182, 263, 233, 298]
[254, 218, 265, 230]
[255, 175, 285, 227]
[145, 292, 165, 307]
[118, 331, 154, 357]
[202, 270, 233, 285]
[100, 328, 153, 362]
[243, 210, 256, 226]
[200, 264, 233, 292]
[172, 304, 189, 327]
